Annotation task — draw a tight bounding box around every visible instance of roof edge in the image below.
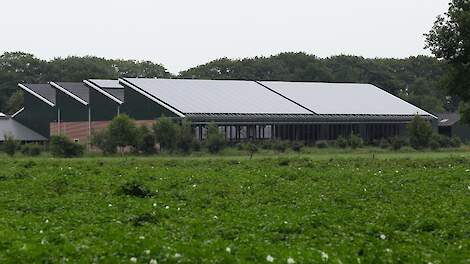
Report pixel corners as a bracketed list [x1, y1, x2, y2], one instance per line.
[49, 82, 88, 106]
[84, 80, 123, 105]
[18, 84, 55, 107]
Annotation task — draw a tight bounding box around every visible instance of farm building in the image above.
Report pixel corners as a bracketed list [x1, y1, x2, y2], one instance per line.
[437, 113, 470, 141]
[13, 78, 436, 144]
[0, 113, 46, 142]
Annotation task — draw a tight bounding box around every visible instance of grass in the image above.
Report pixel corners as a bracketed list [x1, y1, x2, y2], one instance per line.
[0, 152, 469, 263]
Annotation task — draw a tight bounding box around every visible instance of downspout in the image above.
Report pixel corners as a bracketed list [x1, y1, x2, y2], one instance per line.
[88, 106, 91, 150]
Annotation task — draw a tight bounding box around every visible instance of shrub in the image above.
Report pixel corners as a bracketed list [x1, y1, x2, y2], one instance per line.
[429, 138, 440, 150]
[349, 134, 363, 149]
[450, 137, 462, 148]
[153, 116, 177, 152]
[272, 141, 289, 152]
[107, 114, 138, 153]
[176, 119, 194, 154]
[192, 140, 201, 152]
[315, 140, 328, 149]
[378, 138, 390, 149]
[291, 142, 303, 152]
[135, 125, 156, 155]
[21, 144, 42, 156]
[3, 134, 19, 156]
[390, 137, 406, 151]
[408, 115, 433, 149]
[433, 134, 452, 148]
[336, 136, 348, 148]
[118, 180, 152, 198]
[243, 143, 258, 159]
[91, 129, 117, 154]
[49, 135, 84, 158]
[206, 123, 225, 154]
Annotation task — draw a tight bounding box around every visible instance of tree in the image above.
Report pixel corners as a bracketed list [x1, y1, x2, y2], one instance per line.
[49, 135, 84, 158]
[107, 114, 138, 153]
[426, 0, 470, 121]
[206, 123, 225, 154]
[3, 134, 19, 156]
[135, 125, 156, 155]
[407, 115, 433, 150]
[91, 129, 117, 154]
[153, 116, 177, 152]
[176, 119, 194, 154]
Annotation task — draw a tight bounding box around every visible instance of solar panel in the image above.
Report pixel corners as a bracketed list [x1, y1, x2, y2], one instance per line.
[260, 81, 433, 116]
[122, 78, 311, 115]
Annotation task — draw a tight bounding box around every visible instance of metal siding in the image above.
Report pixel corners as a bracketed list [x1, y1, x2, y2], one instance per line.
[89, 88, 120, 121]
[56, 89, 89, 121]
[14, 92, 56, 138]
[121, 85, 178, 120]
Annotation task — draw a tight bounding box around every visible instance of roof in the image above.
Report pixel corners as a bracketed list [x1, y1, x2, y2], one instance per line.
[19, 83, 56, 106]
[84, 79, 124, 103]
[120, 78, 311, 115]
[259, 81, 435, 117]
[50, 82, 89, 105]
[0, 118, 47, 141]
[437, 112, 460, 126]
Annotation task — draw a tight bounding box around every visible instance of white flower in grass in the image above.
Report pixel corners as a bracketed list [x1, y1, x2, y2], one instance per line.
[226, 247, 231, 253]
[174, 253, 181, 258]
[213, 215, 218, 219]
[287, 257, 295, 264]
[192, 184, 197, 187]
[380, 234, 387, 240]
[153, 203, 157, 207]
[465, 169, 469, 172]
[165, 205, 169, 209]
[45, 219, 49, 224]
[130, 257, 137, 263]
[149, 259, 157, 264]
[144, 249, 150, 255]
[320, 251, 328, 261]
[108, 203, 113, 207]
[139, 236, 145, 240]
[39, 230, 43, 234]
[266, 255, 274, 262]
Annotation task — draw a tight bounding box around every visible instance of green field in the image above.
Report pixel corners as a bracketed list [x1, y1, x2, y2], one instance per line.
[0, 152, 469, 263]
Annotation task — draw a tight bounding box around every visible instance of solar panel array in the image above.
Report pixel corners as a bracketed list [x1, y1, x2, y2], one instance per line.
[122, 78, 311, 115]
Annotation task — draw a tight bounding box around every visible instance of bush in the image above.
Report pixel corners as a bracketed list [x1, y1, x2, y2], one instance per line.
[291, 142, 303, 152]
[272, 141, 289, 152]
[429, 138, 440, 150]
[378, 139, 390, 149]
[450, 137, 462, 148]
[176, 119, 195, 154]
[135, 125, 156, 155]
[315, 140, 329, 148]
[49, 135, 84, 158]
[243, 143, 258, 159]
[433, 134, 452, 148]
[336, 136, 348, 148]
[3, 134, 19, 156]
[349, 134, 363, 149]
[91, 129, 117, 154]
[408, 115, 433, 150]
[107, 114, 138, 153]
[390, 137, 406, 151]
[154, 116, 177, 152]
[206, 123, 225, 154]
[21, 144, 42, 156]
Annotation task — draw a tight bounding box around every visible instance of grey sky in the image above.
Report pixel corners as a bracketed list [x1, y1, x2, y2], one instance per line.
[1, 0, 449, 74]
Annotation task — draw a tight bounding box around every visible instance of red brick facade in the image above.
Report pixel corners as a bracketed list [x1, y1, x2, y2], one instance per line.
[50, 120, 156, 144]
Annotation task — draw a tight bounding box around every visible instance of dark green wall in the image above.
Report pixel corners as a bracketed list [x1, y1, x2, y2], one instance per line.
[56, 89, 89, 122]
[89, 89, 119, 121]
[121, 86, 177, 120]
[14, 93, 56, 138]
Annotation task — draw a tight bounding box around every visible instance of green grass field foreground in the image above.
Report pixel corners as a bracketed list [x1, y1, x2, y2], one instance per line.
[0, 153, 469, 263]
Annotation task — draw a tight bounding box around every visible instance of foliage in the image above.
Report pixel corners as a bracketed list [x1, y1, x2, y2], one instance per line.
[408, 115, 433, 150]
[206, 123, 225, 154]
[107, 114, 138, 152]
[390, 137, 406, 151]
[240, 143, 258, 159]
[291, 142, 303, 152]
[315, 140, 329, 148]
[348, 134, 363, 149]
[0, 157, 469, 262]
[91, 129, 117, 154]
[135, 125, 156, 155]
[153, 116, 177, 152]
[429, 138, 440, 150]
[118, 180, 153, 198]
[3, 134, 19, 156]
[426, 0, 470, 122]
[272, 141, 289, 152]
[49, 135, 84, 158]
[21, 144, 42, 156]
[450, 137, 463, 148]
[176, 119, 194, 154]
[336, 136, 349, 149]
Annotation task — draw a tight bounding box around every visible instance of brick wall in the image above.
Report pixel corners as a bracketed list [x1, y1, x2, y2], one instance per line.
[50, 120, 157, 145]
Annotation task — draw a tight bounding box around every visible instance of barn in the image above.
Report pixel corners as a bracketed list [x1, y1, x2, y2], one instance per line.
[13, 78, 436, 144]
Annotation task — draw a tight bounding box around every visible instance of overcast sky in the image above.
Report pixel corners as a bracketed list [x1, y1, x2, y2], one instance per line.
[1, 0, 449, 74]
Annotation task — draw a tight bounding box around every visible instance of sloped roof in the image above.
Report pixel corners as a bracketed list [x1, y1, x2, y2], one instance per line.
[120, 78, 311, 115]
[0, 118, 46, 141]
[19, 83, 56, 106]
[259, 81, 435, 117]
[85, 79, 124, 103]
[50, 82, 89, 104]
[437, 112, 460, 126]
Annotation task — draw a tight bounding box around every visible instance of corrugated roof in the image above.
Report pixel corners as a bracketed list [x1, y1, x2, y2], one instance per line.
[437, 112, 460, 126]
[88, 79, 123, 89]
[86, 79, 124, 103]
[54, 82, 90, 103]
[0, 118, 46, 141]
[259, 81, 434, 117]
[121, 78, 312, 115]
[20, 83, 56, 105]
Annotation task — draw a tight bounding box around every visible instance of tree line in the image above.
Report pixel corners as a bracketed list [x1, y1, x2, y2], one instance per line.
[0, 51, 454, 115]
